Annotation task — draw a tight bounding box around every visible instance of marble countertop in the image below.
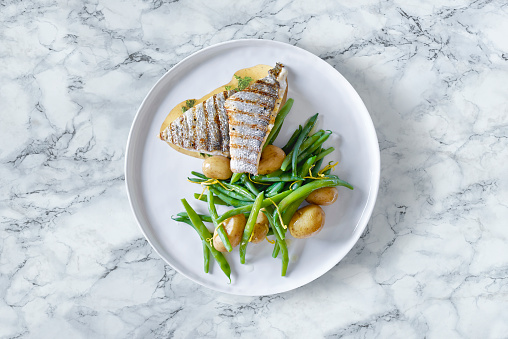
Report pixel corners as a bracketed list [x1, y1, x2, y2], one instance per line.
[1, 0, 507, 338]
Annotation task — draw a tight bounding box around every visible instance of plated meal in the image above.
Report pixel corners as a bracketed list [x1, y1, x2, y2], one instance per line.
[160, 63, 353, 281]
[125, 39, 379, 295]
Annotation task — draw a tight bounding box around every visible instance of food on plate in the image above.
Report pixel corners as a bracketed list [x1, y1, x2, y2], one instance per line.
[257, 145, 286, 175]
[226, 63, 288, 175]
[169, 63, 353, 281]
[180, 198, 231, 281]
[212, 214, 246, 252]
[305, 187, 339, 206]
[288, 204, 326, 239]
[249, 212, 269, 244]
[202, 155, 233, 180]
[172, 107, 353, 279]
[160, 90, 234, 156]
[159, 64, 287, 159]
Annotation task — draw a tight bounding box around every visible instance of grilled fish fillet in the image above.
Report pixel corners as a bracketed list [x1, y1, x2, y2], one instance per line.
[160, 90, 235, 156]
[225, 63, 288, 175]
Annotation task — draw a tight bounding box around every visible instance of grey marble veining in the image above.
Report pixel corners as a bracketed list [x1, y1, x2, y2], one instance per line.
[1, 0, 507, 338]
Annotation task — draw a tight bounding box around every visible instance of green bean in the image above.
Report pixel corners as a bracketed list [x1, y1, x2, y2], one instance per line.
[264, 98, 294, 148]
[281, 197, 306, 226]
[282, 125, 302, 154]
[172, 217, 211, 273]
[265, 209, 289, 276]
[230, 172, 243, 184]
[251, 173, 300, 183]
[266, 228, 274, 237]
[267, 123, 282, 147]
[209, 187, 251, 207]
[212, 184, 253, 202]
[191, 171, 209, 179]
[188, 177, 208, 183]
[280, 129, 323, 172]
[180, 199, 231, 281]
[174, 213, 213, 223]
[301, 156, 317, 177]
[208, 190, 233, 252]
[292, 156, 317, 190]
[303, 153, 324, 185]
[296, 131, 331, 163]
[239, 191, 264, 264]
[263, 206, 285, 240]
[278, 177, 353, 212]
[171, 216, 188, 223]
[177, 211, 250, 220]
[291, 114, 319, 178]
[265, 182, 281, 193]
[272, 242, 280, 258]
[311, 155, 324, 177]
[266, 168, 285, 178]
[266, 182, 284, 197]
[194, 193, 227, 205]
[216, 190, 292, 224]
[221, 182, 256, 200]
[202, 240, 210, 273]
[314, 147, 335, 163]
[241, 174, 260, 196]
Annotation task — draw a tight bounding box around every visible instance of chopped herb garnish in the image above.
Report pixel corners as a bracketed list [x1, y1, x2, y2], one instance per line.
[234, 75, 254, 91]
[181, 99, 196, 113]
[223, 75, 254, 93]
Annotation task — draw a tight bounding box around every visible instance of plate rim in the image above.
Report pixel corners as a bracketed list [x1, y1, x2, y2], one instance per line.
[125, 39, 380, 296]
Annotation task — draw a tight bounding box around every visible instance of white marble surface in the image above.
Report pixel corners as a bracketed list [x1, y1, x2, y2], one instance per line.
[1, 0, 507, 337]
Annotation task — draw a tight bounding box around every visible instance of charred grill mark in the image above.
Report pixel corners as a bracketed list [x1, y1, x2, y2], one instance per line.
[188, 108, 197, 150]
[217, 93, 230, 153]
[229, 131, 264, 143]
[179, 116, 188, 148]
[228, 110, 271, 125]
[170, 124, 176, 144]
[226, 96, 273, 109]
[242, 86, 278, 99]
[202, 101, 209, 151]
[213, 94, 223, 150]
[254, 79, 279, 88]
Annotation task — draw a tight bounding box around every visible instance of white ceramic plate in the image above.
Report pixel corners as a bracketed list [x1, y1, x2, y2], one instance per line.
[125, 40, 380, 296]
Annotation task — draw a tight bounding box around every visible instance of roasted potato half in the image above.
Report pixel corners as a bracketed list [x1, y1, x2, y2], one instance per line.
[202, 156, 233, 180]
[305, 187, 338, 206]
[288, 204, 325, 239]
[250, 211, 269, 244]
[213, 214, 246, 252]
[257, 145, 285, 175]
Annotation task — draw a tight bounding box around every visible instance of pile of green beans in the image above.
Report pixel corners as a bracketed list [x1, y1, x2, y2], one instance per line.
[172, 99, 353, 280]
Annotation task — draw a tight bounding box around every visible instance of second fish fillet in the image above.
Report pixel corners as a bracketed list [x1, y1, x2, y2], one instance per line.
[225, 63, 288, 175]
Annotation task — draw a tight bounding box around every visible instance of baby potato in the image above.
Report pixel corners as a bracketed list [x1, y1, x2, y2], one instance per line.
[258, 145, 285, 175]
[213, 214, 246, 252]
[288, 204, 325, 239]
[305, 187, 338, 206]
[250, 212, 269, 244]
[202, 156, 233, 180]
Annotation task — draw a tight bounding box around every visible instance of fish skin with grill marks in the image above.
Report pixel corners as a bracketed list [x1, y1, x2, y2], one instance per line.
[225, 63, 288, 175]
[160, 90, 236, 157]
